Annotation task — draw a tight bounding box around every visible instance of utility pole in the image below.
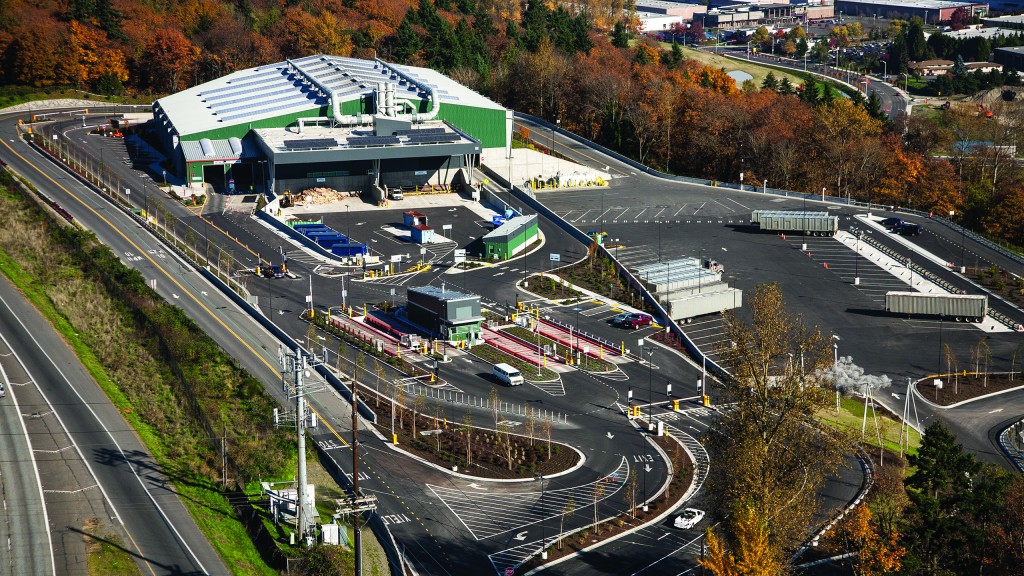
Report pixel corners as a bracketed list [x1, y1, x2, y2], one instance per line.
[279, 346, 328, 545]
[336, 365, 377, 576]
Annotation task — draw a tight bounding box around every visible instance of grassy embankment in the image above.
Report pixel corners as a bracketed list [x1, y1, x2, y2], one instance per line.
[0, 167, 310, 574]
[817, 395, 922, 457]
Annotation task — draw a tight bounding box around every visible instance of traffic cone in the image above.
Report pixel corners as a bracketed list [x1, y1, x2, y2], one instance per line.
[824, 262, 829, 269]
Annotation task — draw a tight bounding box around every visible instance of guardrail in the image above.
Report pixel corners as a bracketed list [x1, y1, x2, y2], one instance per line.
[999, 419, 1024, 473]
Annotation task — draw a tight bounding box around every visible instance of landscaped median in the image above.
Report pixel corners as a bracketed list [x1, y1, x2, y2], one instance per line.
[501, 325, 616, 373]
[470, 342, 559, 381]
[367, 389, 580, 479]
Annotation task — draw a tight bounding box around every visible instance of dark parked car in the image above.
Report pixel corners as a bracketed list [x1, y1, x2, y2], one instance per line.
[895, 223, 923, 236]
[611, 312, 654, 329]
[880, 217, 905, 229]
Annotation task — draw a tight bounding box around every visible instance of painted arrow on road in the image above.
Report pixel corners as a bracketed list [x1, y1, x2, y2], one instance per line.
[513, 531, 528, 541]
[892, 393, 901, 399]
[990, 408, 1004, 414]
[606, 432, 614, 439]
[467, 483, 488, 491]
[644, 464, 652, 473]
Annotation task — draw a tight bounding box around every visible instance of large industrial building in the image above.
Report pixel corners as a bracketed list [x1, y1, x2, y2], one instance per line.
[834, 0, 988, 24]
[151, 55, 512, 197]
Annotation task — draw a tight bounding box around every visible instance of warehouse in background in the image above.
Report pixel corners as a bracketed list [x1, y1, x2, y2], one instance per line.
[151, 55, 512, 197]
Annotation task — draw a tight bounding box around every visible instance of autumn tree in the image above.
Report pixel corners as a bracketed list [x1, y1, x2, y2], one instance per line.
[835, 505, 905, 576]
[143, 28, 200, 93]
[707, 283, 847, 555]
[699, 504, 783, 576]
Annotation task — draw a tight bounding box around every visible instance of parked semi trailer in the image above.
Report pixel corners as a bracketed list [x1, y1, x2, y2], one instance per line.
[885, 292, 987, 322]
[751, 210, 838, 236]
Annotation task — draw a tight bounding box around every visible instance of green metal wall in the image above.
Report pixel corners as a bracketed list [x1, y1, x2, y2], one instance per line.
[438, 104, 507, 149]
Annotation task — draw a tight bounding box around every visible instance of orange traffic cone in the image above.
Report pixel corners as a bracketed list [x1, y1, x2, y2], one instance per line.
[824, 262, 829, 269]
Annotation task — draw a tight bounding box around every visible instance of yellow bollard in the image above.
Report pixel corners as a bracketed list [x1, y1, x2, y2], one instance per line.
[393, 433, 399, 445]
[600, 346, 604, 359]
[621, 341, 625, 354]
[363, 304, 367, 317]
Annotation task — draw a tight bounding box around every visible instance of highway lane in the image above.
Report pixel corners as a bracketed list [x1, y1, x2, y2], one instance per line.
[0, 312, 53, 576]
[0, 273, 223, 575]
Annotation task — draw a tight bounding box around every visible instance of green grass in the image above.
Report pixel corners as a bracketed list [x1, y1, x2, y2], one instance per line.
[471, 343, 558, 381]
[87, 533, 141, 576]
[667, 45, 805, 88]
[817, 395, 922, 456]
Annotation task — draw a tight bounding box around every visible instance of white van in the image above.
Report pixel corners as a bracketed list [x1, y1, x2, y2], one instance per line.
[492, 363, 524, 386]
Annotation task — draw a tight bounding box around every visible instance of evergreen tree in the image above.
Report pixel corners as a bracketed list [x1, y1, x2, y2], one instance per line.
[821, 84, 835, 106]
[796, 37, 808, 57]
[952, 54, 968, 77]
[761, 71, 779, 92]
[392, 16, 422, 63]
[906, 17, 928, 61]
[670, 42, 684, 67]
[778, 77, 793, 95]
[611, 20, 630, 49]
[866, 90, 884, 120]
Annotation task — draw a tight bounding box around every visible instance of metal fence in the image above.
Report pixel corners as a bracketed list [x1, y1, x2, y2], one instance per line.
[400, 382, 570, 425]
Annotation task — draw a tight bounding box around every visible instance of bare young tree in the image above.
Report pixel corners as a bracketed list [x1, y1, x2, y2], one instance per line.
[524, 406, 536, 446]
[489, 387, 500, 428]
[625, 470, 639, 519]
[542, 417, 553, 460]
[374, 361, 387, 407]
[462, 413, 474, 467]
[559, 494, 575, 550]
[412, 391, 426, 437]
[944, 343, 959, 394]
[973, 339, 991, 388]
[592, 480, 605, 535]
[497, 422, 515, 471]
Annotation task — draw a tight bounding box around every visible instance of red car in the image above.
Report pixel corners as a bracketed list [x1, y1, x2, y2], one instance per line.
[612, 312, 653, 329]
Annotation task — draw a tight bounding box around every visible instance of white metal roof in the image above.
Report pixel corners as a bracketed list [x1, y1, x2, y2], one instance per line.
[154, 55, 506, 138]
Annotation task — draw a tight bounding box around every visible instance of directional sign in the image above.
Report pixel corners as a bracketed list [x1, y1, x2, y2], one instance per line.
[454, 249, 467, 264]
[442, 224, 453, 232]
[390, 254, 403, 263]
[549, 253, 560, 262]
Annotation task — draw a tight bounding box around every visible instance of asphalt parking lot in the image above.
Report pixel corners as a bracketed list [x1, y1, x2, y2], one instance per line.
[536, 187, 1020, 379]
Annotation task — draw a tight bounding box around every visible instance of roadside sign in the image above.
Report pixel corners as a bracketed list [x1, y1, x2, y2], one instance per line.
[442, 224, 452, 232]
[454, 249, 466, 264]
[390, 254, 403, 263]
[549, 253, 560, 262]
[505, 568, 514, 576]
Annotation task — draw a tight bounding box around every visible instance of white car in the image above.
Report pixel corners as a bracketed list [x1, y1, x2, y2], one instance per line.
[674, 508, 705, 530]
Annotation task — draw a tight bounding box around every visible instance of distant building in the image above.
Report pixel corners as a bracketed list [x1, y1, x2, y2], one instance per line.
[834, 0, 988, 24]
[908, 59, 1001, 75]
[981, 14, 1024, 29]
[405, 286, 483, 343]
[994, 46, 1024, 69]
[635, 0, 707, 19]
[482, 214, 539, 260]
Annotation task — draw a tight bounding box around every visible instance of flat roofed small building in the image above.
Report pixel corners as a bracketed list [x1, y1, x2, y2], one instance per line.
[482, 214, 539, 260]
[406, 285, 483, 342]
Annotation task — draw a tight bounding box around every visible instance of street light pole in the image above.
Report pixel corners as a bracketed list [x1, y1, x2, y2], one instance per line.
[643, 346, 654, 512]
[951, 210, 965, 273]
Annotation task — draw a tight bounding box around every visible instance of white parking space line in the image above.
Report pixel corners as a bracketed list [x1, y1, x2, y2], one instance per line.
[673, 205, 688, 217]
